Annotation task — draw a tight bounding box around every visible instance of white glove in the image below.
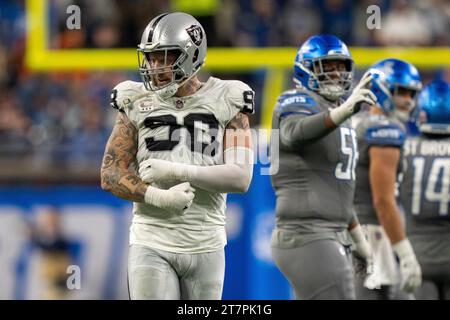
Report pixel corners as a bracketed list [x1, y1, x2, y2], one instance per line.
[139, 158, 188, 184]
[350, 225, 374, 277]
[330, 73, 377, 125]
[144, 182, 195, 214]
[392, 238, 422, 293]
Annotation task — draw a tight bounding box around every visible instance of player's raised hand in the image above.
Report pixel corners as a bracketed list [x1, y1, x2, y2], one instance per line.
[139, 158, 186, 184]
[329, 73, 377, 125]
[353, 73, 377, 107]
[347, 73, 378, 109]
[353, 72, 374, 92]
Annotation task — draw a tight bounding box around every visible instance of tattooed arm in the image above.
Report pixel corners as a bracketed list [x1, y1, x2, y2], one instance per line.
[100, 111, 148, 202]
[101, 112, 195, 211]
[224, 112, 253, 149]
[139, 112, 254, 193]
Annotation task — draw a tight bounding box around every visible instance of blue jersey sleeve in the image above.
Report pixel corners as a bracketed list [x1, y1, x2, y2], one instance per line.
[276, 92, 320, 119]
[364, 123, 406, 147]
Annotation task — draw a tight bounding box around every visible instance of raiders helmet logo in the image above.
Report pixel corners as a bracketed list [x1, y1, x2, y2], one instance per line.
[186, 25, 203, 46]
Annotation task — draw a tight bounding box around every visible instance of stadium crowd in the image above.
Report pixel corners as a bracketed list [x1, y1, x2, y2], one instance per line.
[0, 0, 449, 179]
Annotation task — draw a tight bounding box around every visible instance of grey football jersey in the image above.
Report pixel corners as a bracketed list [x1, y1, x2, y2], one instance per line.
[399, 135, 450, 264]
[270, 88, 358, 240]
[110, 77, 254, 253]
[354, 114, 406, 225]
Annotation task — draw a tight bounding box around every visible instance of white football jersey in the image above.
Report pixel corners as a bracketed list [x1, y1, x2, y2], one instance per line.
[110, 77, 254, 253]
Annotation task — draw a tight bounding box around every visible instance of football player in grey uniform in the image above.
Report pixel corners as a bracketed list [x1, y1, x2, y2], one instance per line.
[353, 59, 423, 299]
[270, 35, 375, 300]
[100, 12, 254, 300]
[400, 79, 450, 300]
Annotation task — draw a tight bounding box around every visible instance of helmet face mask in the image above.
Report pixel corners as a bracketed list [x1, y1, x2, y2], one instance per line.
[293, 35, 354, 101]
[309, 57, 353, 100]
[137, 47, 187, 91]
[392, 85, 419, 100]
[390, 85, 420, 122]
[137, 12, 207, 97]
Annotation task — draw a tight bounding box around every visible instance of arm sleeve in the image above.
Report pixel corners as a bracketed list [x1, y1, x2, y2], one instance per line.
[184, 147, 254, 193]
[280, 112, 334, 148]
[180, 80, 254, 193]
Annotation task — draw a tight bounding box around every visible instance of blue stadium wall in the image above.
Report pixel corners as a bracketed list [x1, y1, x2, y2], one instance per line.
[0, 163, 291, 299]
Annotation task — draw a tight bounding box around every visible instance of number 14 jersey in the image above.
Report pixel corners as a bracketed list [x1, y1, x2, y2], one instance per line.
[400, 135, 450, 266]
[400, 136, 450, 235]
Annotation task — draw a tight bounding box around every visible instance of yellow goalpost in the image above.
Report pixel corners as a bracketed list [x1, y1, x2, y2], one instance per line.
[25, 0, 450, 129]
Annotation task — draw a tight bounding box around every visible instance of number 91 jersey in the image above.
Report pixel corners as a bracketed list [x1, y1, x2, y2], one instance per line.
[110, 77, 254, 253]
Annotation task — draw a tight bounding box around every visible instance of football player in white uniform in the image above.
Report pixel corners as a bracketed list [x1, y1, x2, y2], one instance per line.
[100, 12, 255, 300]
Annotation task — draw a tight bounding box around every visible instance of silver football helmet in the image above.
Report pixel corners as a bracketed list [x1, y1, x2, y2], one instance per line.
[137, 12, 207, 98]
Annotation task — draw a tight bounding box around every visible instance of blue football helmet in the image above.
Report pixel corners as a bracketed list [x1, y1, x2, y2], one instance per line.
[293, 35, 354, 101]
[364, 58, 422, 121]
[418, 79, 450, 134]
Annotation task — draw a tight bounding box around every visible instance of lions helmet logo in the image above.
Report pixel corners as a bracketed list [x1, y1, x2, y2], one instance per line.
[378, 61, 395, 77]
[186, 25, 203, 46]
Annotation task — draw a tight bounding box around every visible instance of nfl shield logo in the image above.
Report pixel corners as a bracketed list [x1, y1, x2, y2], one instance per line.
[175, 100, 184, 109]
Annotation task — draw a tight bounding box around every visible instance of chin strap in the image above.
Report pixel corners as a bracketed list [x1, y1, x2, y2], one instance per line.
[157, 83, 179, 99]
[319, 84, 345, 101]
[155, 72, 199, 99]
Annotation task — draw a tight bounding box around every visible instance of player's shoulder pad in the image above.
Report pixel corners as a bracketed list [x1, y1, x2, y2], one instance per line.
[223, 80, 255, 114]
[276, 90, 319, 119]
[364, 116, 406, 147]
[110, 80, 147, 111]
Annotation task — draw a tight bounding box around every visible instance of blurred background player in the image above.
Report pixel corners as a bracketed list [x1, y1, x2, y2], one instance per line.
[269, 35, 375, 300]
[400, 79, 450, 300]
[29, 207, 73, 300]
[353, 58, 422, 299]
[101, 12, 254, 299]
